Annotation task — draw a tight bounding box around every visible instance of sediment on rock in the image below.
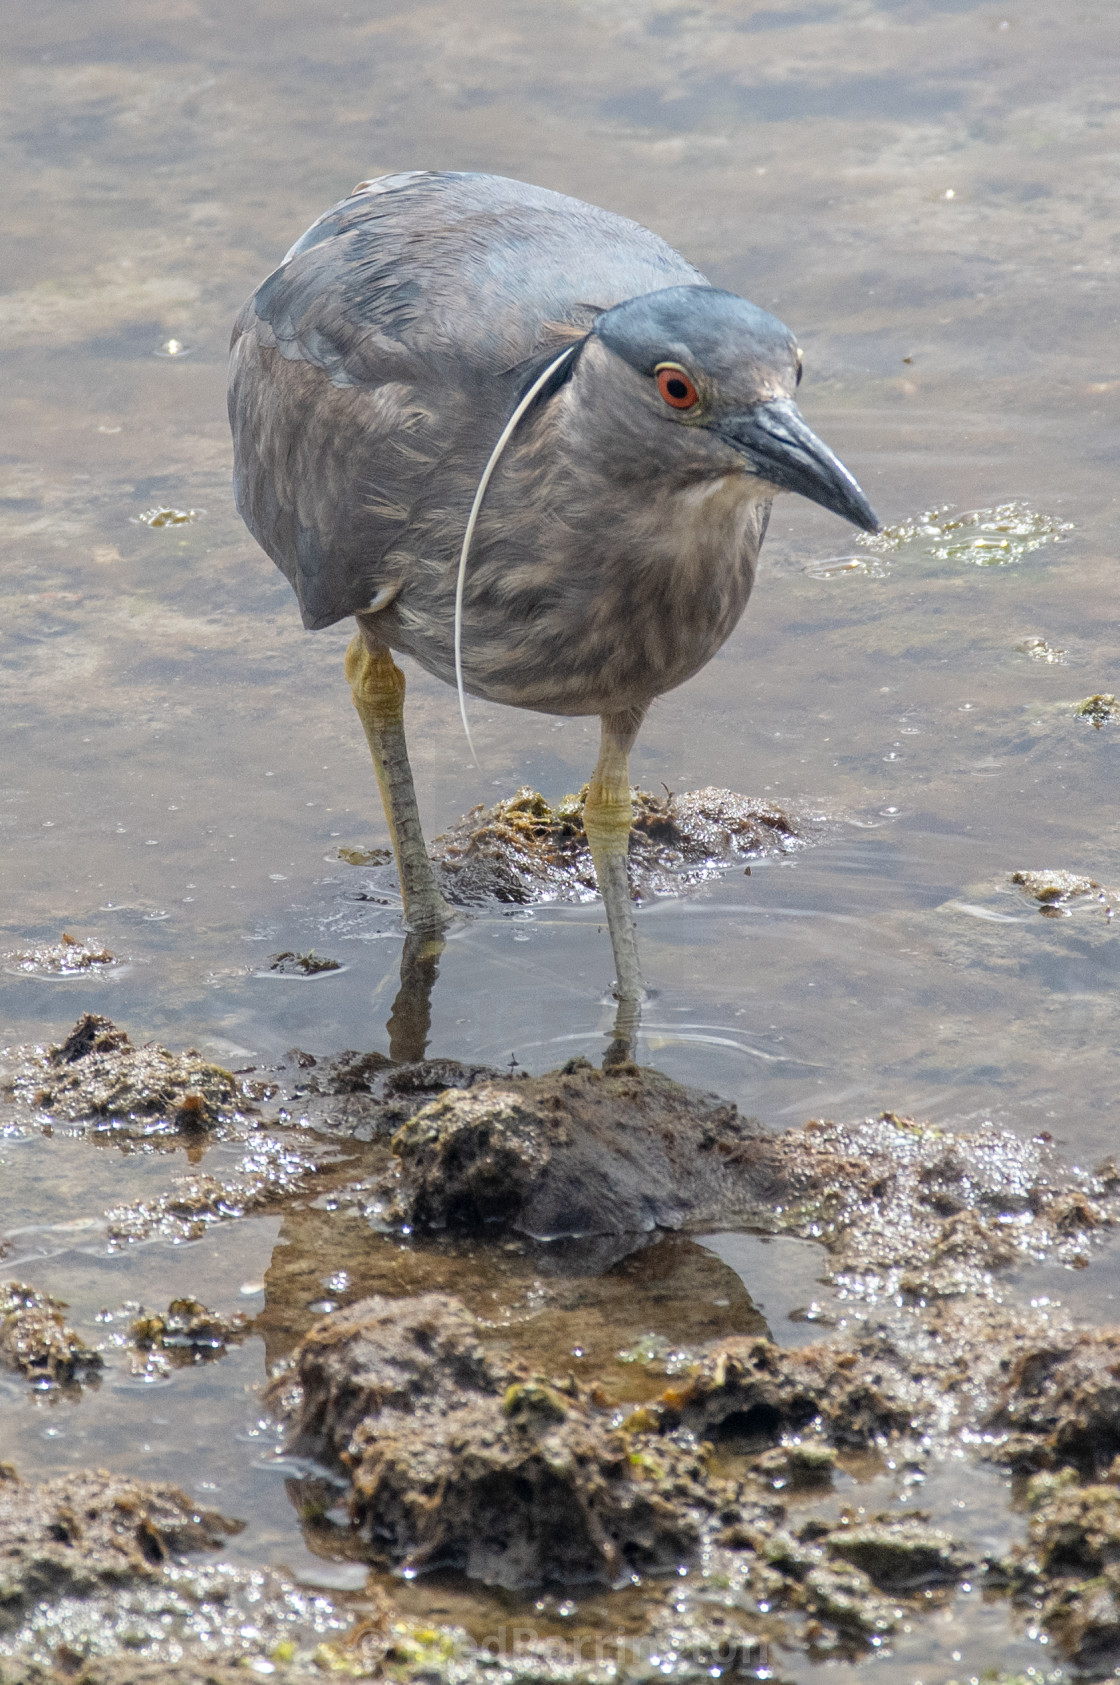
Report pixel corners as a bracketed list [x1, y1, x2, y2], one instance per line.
[6, 1010, 1120, 1674]
[0, 1469, 349, 1683]
[267, 1293, 998, 1619]
[0, 1014, 246, 1137]
[268, 1285, 1120, 1663]
[650, 1332, 918, 1450]
[429, 784, 806, 906]
[998, 1464, 1120, 1671]
[284, 1048, 511, 1142]
[981, 1326, 1120, 1475]
[104, 1135, 324, 1244]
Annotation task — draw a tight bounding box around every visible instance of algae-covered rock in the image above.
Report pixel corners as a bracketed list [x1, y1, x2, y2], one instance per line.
[290, 1048, 507, 1142]
[999, 1465, 1120, 1670]
[0, 1015, 244, 1136]
[266, 949, 343, 976]
[752, 1442, 837, 1488]
[105, 1137, 323, 1244]
[0, 1471, 348, 1681]
[129, 1298, 251, 1363]
[3, 934, 119, 977]
[430, 784, 804, 906]
[653, 1333, 916, 1450]
[1076, 693, 1117, 727]
[270, 1292, 708, 1589]
[386, 1059, 1114, 1289]
[769, 1110, 1115, 1297]
[0, 1282, 102, 1388]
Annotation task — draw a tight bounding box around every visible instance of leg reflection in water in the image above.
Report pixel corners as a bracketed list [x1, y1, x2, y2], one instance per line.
[385, 928, 446, 1064]
[381, 922, 644, 1069]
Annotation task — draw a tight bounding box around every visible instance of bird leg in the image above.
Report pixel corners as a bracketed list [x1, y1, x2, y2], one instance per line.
[583, 708, 646, 1009]
[346, 616, 452, 933]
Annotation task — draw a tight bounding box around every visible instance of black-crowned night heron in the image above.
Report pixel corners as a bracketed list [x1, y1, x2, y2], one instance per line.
[229, 171, 877, 1028]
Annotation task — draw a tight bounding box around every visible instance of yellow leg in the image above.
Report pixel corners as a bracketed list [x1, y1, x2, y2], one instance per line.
[345, 618, 452, 934]
[582, 709, 645, 1009]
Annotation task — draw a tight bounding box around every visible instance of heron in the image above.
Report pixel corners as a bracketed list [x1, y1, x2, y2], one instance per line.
[229, 171, 877, 1041]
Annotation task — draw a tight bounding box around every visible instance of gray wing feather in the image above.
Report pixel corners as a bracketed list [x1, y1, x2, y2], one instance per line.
[229, 171, 706, 629]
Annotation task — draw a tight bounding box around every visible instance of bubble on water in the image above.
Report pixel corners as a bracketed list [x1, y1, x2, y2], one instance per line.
[154, 338, 192, 357]
[804, 554, 891, 581]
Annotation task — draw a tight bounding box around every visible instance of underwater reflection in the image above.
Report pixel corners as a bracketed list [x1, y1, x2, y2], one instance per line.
[385, 920, 644, 1068]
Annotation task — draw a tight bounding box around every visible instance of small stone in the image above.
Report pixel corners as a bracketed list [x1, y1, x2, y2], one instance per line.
[1011, 869, 1100, 905]
[129, 1298, 250, 1362]
[0, 1282, 103, 1386]
[1076, 693, 1116, 727]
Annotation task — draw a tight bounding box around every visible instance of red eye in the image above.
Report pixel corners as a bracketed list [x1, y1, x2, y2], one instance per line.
[655, 365, 699, 410]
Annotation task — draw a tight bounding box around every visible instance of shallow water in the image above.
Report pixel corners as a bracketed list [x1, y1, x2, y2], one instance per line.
[3, 0, 1120, 1677]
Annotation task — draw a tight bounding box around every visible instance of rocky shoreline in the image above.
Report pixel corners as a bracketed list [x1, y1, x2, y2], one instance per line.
[3, 1015, 1120, 1679]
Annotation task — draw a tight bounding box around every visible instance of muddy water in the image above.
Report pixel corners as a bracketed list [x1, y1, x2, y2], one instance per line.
[2, 0, 1120, 1678]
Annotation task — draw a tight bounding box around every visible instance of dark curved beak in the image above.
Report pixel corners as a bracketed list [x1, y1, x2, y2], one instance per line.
[718, 398, 879, 533]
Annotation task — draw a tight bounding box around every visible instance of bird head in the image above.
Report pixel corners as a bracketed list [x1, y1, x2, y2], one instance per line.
[585, 285, 878, 533]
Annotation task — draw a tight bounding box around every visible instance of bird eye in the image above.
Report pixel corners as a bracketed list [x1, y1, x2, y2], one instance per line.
[795, 352, 803, 387]
[655, 364, 699, 410]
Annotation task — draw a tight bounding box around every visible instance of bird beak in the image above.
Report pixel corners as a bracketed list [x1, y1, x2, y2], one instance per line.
[717, 398, 880, 533]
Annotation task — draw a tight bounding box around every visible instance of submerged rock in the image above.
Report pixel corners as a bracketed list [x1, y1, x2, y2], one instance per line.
[430, 784, 805, 906]
[271, 1292, 709, 1590]
[0, 1014, 245, 1137]
[0, 1282, 102, 1388]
